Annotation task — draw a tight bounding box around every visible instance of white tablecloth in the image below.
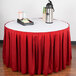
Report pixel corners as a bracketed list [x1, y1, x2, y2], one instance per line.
[5, 18, 69, 33]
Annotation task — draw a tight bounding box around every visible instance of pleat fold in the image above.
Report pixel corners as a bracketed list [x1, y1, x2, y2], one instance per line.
[3, 27, 6, 64]
[43, 33, 50, 75]
[54, 32, 59, 72]
[48, 33, 54, 73]
[28, 33, 33, 74]
[67, 27, 72, 65]
[62, 30, 67, 69]
[5, 29, 10, 67]
[38, 34, 43, 74]
[11, 31, 17, 71]
[21, 33, 27, 74]
[17, 32, 21, 72]
[59, 31, 63, 71]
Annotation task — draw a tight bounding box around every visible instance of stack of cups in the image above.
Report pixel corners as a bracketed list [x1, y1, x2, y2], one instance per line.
[18, 11, 26, 19]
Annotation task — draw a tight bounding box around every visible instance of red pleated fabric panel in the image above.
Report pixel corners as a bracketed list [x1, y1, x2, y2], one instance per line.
[28, 33, 33, 74]
[17, 32, 21, 72]
[32, 34, 36, 74]
[38, 33, 42, 74]
[5, 28, 10, 67]
[35, 34, 39, 74]
[38, 34, 45, 74]
[21, 33, 27, 74]
[48, 33, 54, 73]
[67, 27, 72, 65]
[59, 31, 63, 71]
[43, 33, 50, 75]
[3, 26, 72, 75]
[62, 29, 67, 69]
[54, 32, 59, 72]
[3, 27, 6, 64]
[11, 31, 17, 71]
[9, 31, 12, 68]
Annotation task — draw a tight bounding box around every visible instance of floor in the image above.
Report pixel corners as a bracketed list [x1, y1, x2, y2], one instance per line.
[0, 43, 76, 76]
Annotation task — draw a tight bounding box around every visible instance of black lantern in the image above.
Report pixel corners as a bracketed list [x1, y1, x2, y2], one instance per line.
[45, 0, 54, 23]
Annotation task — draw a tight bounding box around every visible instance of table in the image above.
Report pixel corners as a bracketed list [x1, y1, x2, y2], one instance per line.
[3, 18, 72, 75]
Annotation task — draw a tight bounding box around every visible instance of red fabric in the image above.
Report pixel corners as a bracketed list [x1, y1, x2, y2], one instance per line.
[3, 26, 72, 75]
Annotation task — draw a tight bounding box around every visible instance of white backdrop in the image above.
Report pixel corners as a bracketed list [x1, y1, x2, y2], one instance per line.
[0, 0, 76, 41]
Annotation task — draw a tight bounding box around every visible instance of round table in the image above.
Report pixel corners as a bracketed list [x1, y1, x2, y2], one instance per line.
[3, 18, 72, 75]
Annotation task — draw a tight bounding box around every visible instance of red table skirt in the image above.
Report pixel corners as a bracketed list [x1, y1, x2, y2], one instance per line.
[3, 26, 72, 75]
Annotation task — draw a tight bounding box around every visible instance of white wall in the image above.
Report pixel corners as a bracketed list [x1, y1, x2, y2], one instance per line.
[0, 0, 76, 41]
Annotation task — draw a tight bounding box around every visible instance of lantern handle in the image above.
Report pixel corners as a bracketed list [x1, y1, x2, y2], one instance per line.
[48, 0, 55, 12]
[48, 0, 52, 5]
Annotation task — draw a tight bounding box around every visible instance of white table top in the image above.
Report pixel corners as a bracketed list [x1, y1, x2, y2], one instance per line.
[5, 18, 69, 33]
